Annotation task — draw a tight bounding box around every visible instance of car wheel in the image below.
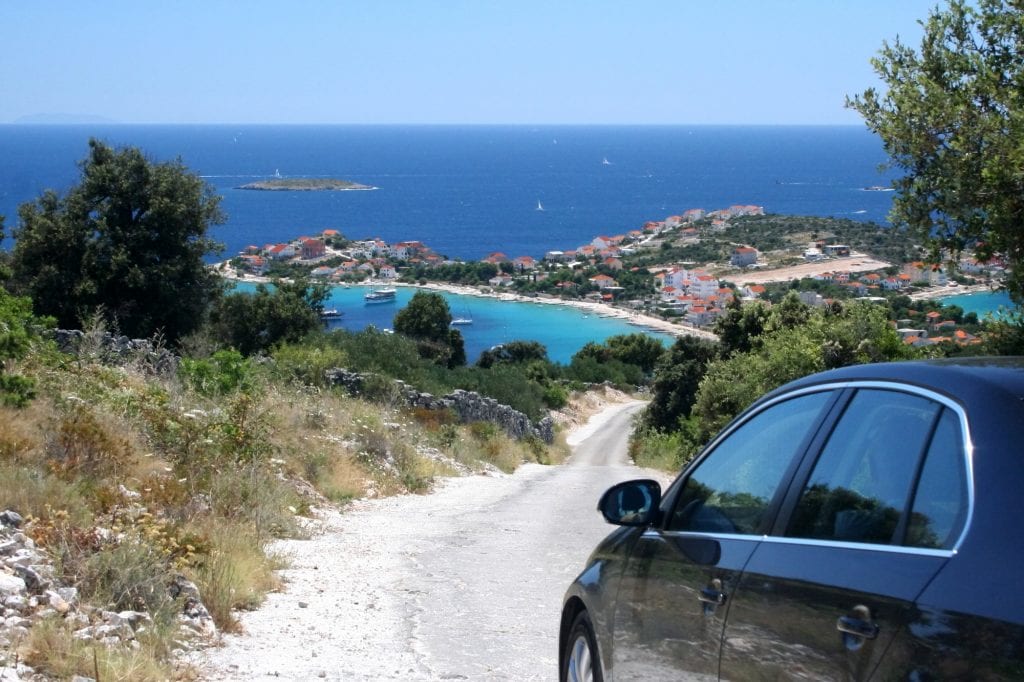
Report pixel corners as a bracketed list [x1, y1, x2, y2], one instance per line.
[563, 610, 603, 682]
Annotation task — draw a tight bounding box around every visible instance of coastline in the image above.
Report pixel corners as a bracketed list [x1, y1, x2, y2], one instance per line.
[907, 282, 994, 301]
[215, 263, 717, 342]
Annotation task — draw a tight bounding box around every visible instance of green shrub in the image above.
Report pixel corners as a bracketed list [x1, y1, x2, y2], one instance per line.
[542, 383, 569, 409]
[271, 343, 348, 387]
[179, 349, 255, 396]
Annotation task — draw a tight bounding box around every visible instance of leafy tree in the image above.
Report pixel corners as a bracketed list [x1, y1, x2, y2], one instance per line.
[572, 333, 666, 376]
[847, 0, 1024, 303]
[393, 291, 466, 367]
[209, 278, 328, 355]
[9, 139, 225, 342]
[476, 340, 549, 369]
[714, 298, 770, 357]
[604, 334, 666, 374]
[0, 287, 47, 407]
[643, 336, 719, 432]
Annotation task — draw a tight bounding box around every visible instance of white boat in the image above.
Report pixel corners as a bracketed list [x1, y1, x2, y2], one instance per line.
[364, 287, 397, 303]
[602, 157, 612, 165]
[320, 308, 343, 319]
[536, 200, 544, 211]
[450, 304, 473, 325]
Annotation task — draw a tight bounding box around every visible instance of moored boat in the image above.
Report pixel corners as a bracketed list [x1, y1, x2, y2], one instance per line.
[364, 287, 397, 303]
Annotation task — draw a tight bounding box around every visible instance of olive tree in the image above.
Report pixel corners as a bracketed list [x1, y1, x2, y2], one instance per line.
[9, 139, 225, 342]
[393, 291, 466, 367]
[847, 0, 1024, 302]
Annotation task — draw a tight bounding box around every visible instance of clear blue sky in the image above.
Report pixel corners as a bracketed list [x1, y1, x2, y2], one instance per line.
[2, 1, 939, 125]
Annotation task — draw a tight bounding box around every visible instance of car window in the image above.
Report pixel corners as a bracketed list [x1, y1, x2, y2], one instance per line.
[668, 391, 833, 534]
[786, 389, 942, 545]
[906, 408, 968, 549]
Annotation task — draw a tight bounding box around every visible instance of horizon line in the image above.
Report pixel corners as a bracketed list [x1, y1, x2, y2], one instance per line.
[3, 121, 869, 128]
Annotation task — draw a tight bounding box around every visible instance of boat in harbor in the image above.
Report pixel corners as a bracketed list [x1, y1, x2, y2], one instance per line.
[450, 304, 473, 325]
[364, 286, 397, 303]
[320, 308, 343, 319]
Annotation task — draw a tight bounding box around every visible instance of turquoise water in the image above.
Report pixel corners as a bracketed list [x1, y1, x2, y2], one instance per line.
[236, 282, 676, 364]
[939, 290, 1015, 318]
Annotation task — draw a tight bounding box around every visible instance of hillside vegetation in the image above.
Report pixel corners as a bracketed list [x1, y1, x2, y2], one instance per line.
[0, 321, 565, 679]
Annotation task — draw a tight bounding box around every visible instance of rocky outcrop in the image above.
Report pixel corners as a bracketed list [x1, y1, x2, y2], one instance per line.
[0, 509, 215, 680]
[50, 329, 179, 375]
[325, 368, 555, 443]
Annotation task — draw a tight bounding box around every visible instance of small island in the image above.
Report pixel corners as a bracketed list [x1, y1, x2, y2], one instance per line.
[236, 178, 376, 191]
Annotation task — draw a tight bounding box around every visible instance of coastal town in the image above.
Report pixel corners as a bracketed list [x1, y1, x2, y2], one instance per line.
[222, 203, 1007, 349]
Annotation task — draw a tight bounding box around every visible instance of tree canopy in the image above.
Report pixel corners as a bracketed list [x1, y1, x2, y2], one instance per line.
[393, 291, 466, 367]
[847, 0, 1024, 302]
[9, 139, 225, 342]
[209, 278, 328, 356]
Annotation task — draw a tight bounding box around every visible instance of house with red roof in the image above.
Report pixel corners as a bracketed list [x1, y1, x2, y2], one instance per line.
[730, 246, 759, 267]
[603, 257, 623, 271]
[267, 243, 297, 260]
[483, 252, 509, 265]
[300, 237, 326, 260]
[589, 274, 618, 290]
[742, 284, 767, 299]
[512, 256, 537, 271]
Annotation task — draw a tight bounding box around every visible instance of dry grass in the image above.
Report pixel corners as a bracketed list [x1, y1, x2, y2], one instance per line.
[3, 337, 569, 676]
[21, 617, 182, 682]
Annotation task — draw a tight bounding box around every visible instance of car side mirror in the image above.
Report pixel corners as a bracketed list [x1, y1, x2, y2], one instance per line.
[598, 479, 662, 526]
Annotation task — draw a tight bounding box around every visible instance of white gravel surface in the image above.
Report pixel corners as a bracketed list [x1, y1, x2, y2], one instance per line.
[189, 400, 664, 681]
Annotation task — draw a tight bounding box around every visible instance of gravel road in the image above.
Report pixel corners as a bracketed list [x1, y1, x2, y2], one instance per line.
[191, 400, 662, 681]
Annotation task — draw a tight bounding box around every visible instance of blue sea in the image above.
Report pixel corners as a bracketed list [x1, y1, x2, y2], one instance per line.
[1, 124, 908, 362]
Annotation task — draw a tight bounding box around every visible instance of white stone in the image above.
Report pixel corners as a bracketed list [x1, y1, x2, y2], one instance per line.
[0, 575, 25, 598]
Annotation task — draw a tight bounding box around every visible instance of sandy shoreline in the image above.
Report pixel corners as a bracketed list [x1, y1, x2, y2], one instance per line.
[907, 282, 995, 301]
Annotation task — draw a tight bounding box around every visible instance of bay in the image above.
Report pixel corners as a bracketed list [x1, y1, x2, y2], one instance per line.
[1, 124, 897, 359]
[237, 281, 676, 364]
[939, 290, 1015, 318]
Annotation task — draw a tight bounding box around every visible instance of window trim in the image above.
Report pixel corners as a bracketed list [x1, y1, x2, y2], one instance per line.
[659, 386, 845, 535]
[771, 380, 975, 557]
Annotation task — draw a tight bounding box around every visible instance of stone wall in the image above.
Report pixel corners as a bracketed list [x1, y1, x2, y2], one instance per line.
[51, 329, 180, 375]
[325, 368, 554, 444]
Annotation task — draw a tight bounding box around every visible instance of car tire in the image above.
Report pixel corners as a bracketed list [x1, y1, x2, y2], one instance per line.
[563, 610, 603, 682]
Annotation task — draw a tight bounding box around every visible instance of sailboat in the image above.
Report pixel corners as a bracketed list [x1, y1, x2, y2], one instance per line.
[602, 157, 612, 166]
[536, 200, 545, 211]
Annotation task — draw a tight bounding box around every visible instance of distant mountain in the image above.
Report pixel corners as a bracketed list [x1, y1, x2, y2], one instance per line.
[11, 113, 120, 124]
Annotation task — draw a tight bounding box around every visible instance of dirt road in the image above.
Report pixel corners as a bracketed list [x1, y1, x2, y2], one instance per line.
[192, 401, 661, 681]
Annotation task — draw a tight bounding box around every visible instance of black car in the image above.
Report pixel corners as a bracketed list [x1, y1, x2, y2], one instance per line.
[560, 358, 1024, 681]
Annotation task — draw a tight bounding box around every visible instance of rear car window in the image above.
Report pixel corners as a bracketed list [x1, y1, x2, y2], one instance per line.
[786, 388, 968, 548]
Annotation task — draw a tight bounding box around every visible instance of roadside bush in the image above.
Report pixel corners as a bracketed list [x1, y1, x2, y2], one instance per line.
[629, 426, 694, 472]
[45, 402, 137, 480]
[271, 342, 348, 387]
[179, 349, 256, 396]
[542, 383, 569, 409]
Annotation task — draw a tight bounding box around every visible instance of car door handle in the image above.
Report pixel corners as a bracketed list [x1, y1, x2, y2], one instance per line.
[698, 585, 727, 606]
[836, 613, 879, 640]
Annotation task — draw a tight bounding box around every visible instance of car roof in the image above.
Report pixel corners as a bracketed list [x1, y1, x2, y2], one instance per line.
[764, 357, 1024, 407]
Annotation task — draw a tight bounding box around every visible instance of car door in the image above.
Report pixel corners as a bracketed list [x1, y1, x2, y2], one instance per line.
[610, 389, 839, 681]
[718, 386, 967, 681]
